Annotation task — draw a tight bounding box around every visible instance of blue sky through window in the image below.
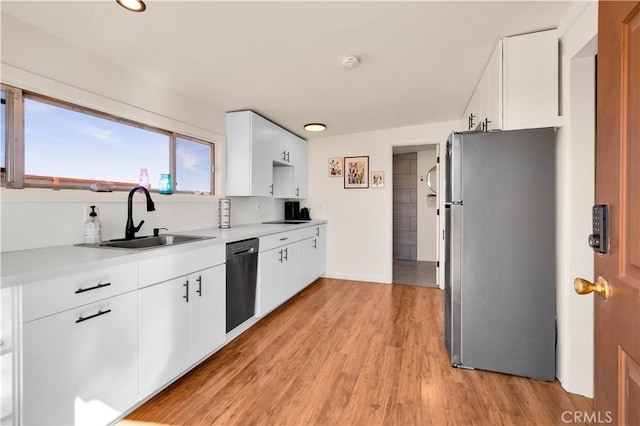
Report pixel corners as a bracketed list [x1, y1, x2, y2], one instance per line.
[176, 137, 211, 193]
[24, 98, 169, 186]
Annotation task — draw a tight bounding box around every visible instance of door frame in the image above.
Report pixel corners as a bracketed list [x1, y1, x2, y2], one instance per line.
[390, 139, 446, 289]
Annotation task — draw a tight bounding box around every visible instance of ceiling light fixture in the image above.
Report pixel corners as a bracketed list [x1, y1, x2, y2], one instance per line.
[342, 55, 361, 69]
[116, 0, 146, 12]
[304, 123, 327, 132]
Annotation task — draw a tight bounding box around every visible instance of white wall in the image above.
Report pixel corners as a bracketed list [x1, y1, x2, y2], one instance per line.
[305, 121, 456, 284]
[0, 15, 284, 252]
[416, 147, 438, 261]
[555, 0, 598, 398]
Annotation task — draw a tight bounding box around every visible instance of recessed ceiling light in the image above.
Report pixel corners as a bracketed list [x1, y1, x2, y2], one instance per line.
[342, 55, 361, 69]
[304, 123, 327, 132]
[116, 0, 146, 12]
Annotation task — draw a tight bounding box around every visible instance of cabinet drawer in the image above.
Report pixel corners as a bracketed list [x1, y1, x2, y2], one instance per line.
[298, 225, 320, 240]
[259, 230, 300, 252]
[21, 262, 138, 323]
[139, 244, 225, 288]
[22, 291, 139, 426]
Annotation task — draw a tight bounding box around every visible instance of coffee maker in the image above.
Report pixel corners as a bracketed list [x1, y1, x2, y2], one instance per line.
[284, 201, 300, 220]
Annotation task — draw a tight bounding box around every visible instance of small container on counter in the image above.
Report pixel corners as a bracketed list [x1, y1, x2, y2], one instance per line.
[158, 173, 173, 194]
[83, 205, 102, 244]
[218, 198, 231, 229]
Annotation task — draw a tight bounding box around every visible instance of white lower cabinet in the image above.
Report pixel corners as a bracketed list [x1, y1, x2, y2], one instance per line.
[256, 225, 327, 317]
[190, 265, 226, 363]
[1, 288, 16, 426]
[256, 242, 299, 316]
[299, 225, 327, 290]
[21, 291, 139, 426]
[139, 264, 225, 399]
[256, 248, 284, 317]
[280, 243, 300, 302]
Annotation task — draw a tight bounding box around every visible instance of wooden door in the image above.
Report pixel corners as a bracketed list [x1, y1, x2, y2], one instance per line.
[594, 2, 640, 424]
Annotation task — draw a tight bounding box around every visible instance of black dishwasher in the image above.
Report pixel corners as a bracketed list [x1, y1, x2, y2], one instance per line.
[226, 238, 259, 332]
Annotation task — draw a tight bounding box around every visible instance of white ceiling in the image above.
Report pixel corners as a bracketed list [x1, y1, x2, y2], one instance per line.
[1, 1, 574, 139]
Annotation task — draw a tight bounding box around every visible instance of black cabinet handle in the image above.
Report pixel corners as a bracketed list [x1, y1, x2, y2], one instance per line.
[468, 113, 476, 130]
[183, 280, 189, 303]
[296, 187, 299, 197]
[316, 227, 320, 237]
[279, 237, 288, 241]
[279, 249, 283, 262]
[75, 282, 111, 294]
[269, 184, 273, 195]
[196, 275, 202, 297]
[76, 309, 111, 324]
[313, 238, 317, 249]
[284, 247, 288, 261]
[286, 151, 290, 162]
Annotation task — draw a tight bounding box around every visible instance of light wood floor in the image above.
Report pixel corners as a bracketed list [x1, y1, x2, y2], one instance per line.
[123, 278, 593, 426]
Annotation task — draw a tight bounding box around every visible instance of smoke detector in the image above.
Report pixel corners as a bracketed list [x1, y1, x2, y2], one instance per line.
[342, 55, 361, 69]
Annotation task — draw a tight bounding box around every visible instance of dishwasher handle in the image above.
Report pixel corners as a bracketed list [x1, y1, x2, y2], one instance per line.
[232, 246, 255, 256]
[226, 238, 260, 259]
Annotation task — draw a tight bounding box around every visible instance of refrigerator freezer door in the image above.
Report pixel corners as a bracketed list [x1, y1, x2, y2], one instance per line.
[459, 128, 556, 381]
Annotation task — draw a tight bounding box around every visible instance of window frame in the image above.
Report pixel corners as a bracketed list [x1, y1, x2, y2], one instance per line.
[1, 84, 215, 194]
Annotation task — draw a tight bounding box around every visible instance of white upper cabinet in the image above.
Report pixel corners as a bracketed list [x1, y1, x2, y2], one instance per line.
[461, 29, 558, 132]
[226, 111, 274, 197]
[502, 29, 559, 130]
[292, 136, 308, 199]
[226, 110, 309, 199]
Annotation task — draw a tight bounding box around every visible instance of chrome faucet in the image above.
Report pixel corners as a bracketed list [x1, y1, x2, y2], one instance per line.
[126, 186, 155, 240]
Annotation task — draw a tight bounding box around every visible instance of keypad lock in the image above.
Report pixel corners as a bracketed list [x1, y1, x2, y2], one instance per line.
[589, 204, 609, 254]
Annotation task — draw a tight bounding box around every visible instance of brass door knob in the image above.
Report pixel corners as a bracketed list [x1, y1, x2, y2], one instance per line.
[574, 276, 611, 300]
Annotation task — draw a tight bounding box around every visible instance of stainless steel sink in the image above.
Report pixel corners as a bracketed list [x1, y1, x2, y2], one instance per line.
[79, 234, 215, 250]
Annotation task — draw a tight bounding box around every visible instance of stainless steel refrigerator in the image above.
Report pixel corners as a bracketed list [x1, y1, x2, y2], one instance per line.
[444, 128, 556, 381]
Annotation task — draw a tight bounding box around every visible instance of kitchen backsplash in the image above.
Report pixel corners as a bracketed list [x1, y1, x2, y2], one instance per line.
[0, 191, 284, 252]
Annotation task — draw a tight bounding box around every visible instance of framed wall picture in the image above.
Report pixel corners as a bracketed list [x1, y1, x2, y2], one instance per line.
[344, 156, 369, 188]
[328, 157, 343, 177]
[371, 171, 384, 188]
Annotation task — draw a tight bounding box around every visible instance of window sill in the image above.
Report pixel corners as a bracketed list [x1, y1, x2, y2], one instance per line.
[0, 187, 216, 204]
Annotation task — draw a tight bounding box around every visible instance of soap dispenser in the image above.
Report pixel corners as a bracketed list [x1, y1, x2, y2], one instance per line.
[83, 205, 102, 244]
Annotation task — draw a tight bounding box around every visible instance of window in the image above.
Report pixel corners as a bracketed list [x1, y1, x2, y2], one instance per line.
[24, 96, 170, 188]
[2, 85, 215, 194]
[176, 136, 213, 193]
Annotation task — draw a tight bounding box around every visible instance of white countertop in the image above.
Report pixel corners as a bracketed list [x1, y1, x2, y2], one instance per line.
[0, 220, 327, 289]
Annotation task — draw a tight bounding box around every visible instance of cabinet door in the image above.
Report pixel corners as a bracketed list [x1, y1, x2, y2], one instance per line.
[299, 237, 316, 289]
[281, 242, 300, 302]
[461, 90, 479, 131]
[293, 137, 308, 199]
[300, 226, 327, 288]
[190, 265, 226, 364]
[312, 225, 327, 280]
[251, 113, 275, 196]
[139, 277, 191, 399]
[22, 292, 139, 426]
[272, 125, 294, 165]
[1, 288, 15, 426]
[256, 249, 283, 317]
[486, 41, 503, 130]
[503, 29, 558, 130]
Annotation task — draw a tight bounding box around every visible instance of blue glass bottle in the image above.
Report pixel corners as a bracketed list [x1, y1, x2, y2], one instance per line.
[158, 173, 173, 194]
